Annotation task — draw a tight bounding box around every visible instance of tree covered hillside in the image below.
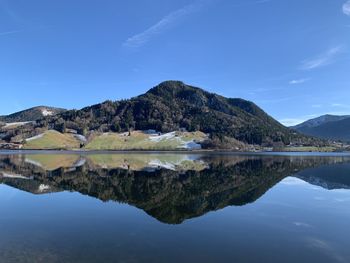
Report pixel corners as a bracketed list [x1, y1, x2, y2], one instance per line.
[1, 81, 323, 149]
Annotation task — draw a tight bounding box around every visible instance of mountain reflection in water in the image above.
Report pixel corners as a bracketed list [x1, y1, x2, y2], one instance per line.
[1, 153, 350, 224]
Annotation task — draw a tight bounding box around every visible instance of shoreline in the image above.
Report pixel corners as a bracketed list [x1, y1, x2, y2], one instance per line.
[1, 149, 350, 156]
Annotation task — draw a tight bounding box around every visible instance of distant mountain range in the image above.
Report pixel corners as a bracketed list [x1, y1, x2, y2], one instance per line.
[0, 81, 325, 150]
[292, 114, 350, 142]
[0, 106, 66, 123]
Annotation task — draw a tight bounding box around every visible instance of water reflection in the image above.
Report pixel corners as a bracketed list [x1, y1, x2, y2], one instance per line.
[1, 153, 350, 224]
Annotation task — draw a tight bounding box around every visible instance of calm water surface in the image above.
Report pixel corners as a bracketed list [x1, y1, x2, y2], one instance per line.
[0, 152, 350, 263]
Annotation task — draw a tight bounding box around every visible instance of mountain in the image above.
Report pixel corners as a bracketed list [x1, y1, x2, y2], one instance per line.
[38, 81, 318, 146]
[0, 106, 66, 123]
[1, 81, 324, 149]
[292, 115, 350, 142]
[292, 115, 350, 130]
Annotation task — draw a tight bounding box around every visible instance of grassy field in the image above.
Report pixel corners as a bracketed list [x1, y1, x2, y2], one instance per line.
[85, 131, 207, 150]
[281, 146, 337, 152]
[23, 130, 81, 150]
[20, 130, 207, 151]
[19, 129, 342, 153]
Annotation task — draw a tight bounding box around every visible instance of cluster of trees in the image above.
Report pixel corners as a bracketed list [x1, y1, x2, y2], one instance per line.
[0, 124, 46, 143]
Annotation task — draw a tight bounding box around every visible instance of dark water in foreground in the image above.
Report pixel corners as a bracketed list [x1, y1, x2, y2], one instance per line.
[0, 152, 350, 263]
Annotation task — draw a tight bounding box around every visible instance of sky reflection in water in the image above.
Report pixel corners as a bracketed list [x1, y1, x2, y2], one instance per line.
[0, 153, 349, 263]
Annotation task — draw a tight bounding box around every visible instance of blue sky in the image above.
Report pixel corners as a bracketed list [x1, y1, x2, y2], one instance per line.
[0, 0, 350, 125]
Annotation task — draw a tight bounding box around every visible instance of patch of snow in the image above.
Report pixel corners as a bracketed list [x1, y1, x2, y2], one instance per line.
[25, 133, 44, 142]
[149, 131, 176, 142]
[38, 184, 51, 192]
[74, 134, 87, 143]
[148, 131, 204, 150]
[41, 109, 54, 116]
[178, 140, 202, 150]
[0, 172, 32, 180]
[4, 121, 32, 128]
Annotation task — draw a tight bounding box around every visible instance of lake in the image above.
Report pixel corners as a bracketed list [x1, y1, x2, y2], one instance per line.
[0, 152, 350, 263]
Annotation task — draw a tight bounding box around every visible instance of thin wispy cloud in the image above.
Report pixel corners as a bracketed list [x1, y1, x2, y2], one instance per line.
[289, 78, 310, 85]
[232, 0, 272, 7]
[343, 1, 350, 16]
[0, 0, 25, 25]
[0, 26, 51, 38]
[306, 238, 347, 263]
[300, 46, 344, 70]
[331, 103, 350, 109]
[1, 1, 49, 35]
[293, 222, 312, 228]
[0, 30, 21, 36]
[123, 0, 210, 48]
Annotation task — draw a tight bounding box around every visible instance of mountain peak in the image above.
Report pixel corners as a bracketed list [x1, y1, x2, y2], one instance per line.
[292, 114, 350, 142]
[0, 106, 66, 123]
[293, 114, 350, 129]
[158, 80, 186, 87]
[146, 81, 198, 96]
